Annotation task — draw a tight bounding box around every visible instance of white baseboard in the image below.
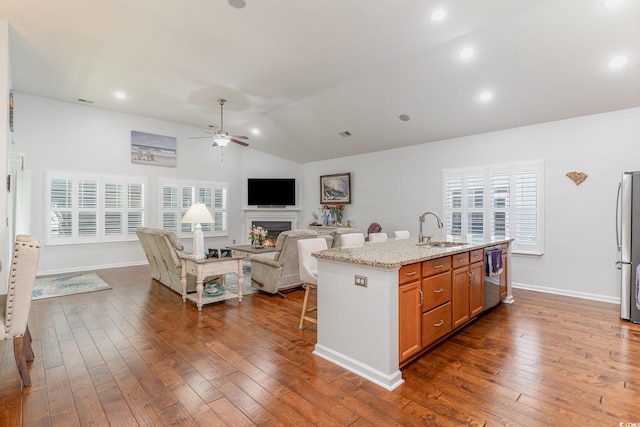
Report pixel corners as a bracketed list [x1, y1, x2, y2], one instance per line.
[512, 281, 620, 305]
[37, 261, 148, 277]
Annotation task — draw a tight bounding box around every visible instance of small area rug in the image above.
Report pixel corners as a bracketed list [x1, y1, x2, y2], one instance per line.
[32, 273, 112, 300]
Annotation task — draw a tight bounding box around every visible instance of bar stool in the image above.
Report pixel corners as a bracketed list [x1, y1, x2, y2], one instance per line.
[297, 238, 328, 329]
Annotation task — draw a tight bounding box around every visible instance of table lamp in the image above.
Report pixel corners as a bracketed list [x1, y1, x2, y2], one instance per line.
[181, 203, 215, 259]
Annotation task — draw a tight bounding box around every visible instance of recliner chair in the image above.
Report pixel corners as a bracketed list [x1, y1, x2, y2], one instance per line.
[250, 229, 324, 295]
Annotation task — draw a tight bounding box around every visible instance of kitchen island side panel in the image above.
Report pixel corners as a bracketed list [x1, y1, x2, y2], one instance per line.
[313, 259, 404, 390]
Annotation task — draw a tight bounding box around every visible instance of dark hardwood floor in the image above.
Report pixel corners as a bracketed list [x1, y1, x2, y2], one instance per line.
[1, 264, 639, 426]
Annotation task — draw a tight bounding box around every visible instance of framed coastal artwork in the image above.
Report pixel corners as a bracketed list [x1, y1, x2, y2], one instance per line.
[320, 172, 351, 204]
[131, 130, 177, 167]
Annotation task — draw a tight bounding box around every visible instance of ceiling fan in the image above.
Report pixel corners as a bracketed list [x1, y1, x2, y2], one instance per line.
[189, 99, 249, 147]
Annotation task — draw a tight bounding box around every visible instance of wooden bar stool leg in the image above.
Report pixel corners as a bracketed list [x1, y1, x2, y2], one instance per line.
[299, 283, 317, 329]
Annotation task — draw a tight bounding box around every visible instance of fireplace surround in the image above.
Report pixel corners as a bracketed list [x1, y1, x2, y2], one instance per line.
[244, 209, 299, 246]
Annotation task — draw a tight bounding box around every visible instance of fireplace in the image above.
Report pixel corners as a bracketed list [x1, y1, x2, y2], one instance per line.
[245, 209, 299, 247]
[251, 221, 291, 246]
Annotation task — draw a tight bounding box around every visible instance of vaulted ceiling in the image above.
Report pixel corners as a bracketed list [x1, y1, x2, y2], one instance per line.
[2, 0, 639, 163]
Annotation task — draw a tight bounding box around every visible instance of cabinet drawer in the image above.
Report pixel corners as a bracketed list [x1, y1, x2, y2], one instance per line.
[422, 256, 451, 277]
[470, 249, 484, 264]
[421, 302, 452, 347]
[399, 262, 421, 285]
[452, 252, 470, 269]
[421, 272, 451, 312]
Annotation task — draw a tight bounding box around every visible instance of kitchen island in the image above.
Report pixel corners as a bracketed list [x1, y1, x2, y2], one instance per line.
[312, 238, 513, 391]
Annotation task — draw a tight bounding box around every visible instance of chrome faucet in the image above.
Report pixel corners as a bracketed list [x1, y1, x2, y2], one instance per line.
[418, 211, 444, 244]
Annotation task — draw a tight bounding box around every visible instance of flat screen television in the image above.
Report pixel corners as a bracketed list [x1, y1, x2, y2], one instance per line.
[247, 178, 296, 207]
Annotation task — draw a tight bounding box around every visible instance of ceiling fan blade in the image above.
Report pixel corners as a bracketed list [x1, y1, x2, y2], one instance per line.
[231, 135, 249, 140]
[189, 136, 212, 140]
[231, 138, 249, 147]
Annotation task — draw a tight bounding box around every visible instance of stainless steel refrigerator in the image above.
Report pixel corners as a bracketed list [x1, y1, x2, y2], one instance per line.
[616, 172, 640, 323]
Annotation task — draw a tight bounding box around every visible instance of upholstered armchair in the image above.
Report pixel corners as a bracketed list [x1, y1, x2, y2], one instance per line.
[1, 234, 41, 386]
[136, 227, 196, 294]
[329, 227, 362, 248]
[250, 229, 324, 295]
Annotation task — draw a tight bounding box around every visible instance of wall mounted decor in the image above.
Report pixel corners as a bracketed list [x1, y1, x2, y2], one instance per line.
[131, 130, 177, 167]
[566, 171, 588, 185]
[9, 89, 14, 132]
[320, 172, 351, 204]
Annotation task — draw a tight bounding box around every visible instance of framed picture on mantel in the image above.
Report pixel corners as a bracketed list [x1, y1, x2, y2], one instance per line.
[320, 173, 351, 204]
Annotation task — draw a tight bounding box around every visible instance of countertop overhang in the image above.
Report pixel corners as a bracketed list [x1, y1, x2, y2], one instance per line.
[313, 238, 513, 269]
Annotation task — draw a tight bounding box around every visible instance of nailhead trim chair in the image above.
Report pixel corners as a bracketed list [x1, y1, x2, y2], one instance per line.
[1, 235, 41, 387]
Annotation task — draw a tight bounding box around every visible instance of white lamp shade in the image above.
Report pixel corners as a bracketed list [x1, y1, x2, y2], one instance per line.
[181, 203, 214, 260]
[181, 203, 214, 224]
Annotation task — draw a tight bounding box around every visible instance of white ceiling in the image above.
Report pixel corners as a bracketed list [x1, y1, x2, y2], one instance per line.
[2, 0, 639, 163]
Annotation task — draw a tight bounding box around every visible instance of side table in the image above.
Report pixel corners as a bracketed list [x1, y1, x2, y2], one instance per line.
[179, 254, 245, 311]
[228, 244, 277, 259]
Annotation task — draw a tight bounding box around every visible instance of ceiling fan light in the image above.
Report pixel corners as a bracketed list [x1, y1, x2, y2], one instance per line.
[214, 137, 229, 147]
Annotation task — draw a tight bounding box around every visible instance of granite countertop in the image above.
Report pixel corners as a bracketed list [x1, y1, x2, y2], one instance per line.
[313, 238, 512, 269]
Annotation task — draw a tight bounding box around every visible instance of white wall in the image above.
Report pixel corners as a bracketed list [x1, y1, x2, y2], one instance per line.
[1, 21, 11, 294]
[14, 93, 301, 274]
[11, 91, 640, 302]
[301, 107, 640, 303]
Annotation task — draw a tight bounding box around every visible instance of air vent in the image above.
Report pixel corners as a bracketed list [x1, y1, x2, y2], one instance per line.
[339, 131, 352, 137]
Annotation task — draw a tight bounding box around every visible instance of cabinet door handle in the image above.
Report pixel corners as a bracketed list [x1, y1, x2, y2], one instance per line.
[418, 289, 424, 307]
[405, 271, 417, 276]
[434, 320, 444, 327]
[468, 271, 474, 285]
[433, 264, 443, 269]
[433, 288, 444, 293]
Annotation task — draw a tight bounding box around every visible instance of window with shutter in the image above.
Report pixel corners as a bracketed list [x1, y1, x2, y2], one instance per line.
[160, 179, 228, 237]
[45, 171, 148, 245]
[442, 161, 544, 255]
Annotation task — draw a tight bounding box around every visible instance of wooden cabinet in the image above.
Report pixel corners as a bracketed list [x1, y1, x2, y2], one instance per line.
[469, 251, 484, 318]
[399, 244, 508, 365]
[451, 265, 470, 328]
[451, 252, 470, 328]
[420, 257, 452, 348]
[499, 244, 508, 299]
[452, 249, 484, 328]
[399, 263, 422, 362]
[421, 302, 452, 346]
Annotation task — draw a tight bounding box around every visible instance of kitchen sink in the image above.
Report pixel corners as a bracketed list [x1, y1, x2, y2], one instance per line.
[417, 241, 468, 247]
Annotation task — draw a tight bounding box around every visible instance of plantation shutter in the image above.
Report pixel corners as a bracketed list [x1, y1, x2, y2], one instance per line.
[442, 161, 543, 255]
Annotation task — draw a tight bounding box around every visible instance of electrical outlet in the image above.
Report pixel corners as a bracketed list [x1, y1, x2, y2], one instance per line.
[355, 275, 368, 287]
[233, 239, 236, 244]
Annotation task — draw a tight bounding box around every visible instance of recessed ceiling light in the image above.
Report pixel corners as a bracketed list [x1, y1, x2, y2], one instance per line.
[251, 128, 260, 136]
[431, 8, 447, 21]
[604, 0, 624, 7]
[114, 91, 127, 100]
[478, 91, 493, 102]
[608, 55, 628, 68]
[459, 47, 475, 60]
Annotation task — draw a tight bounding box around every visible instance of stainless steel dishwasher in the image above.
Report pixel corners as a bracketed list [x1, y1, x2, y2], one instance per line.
[483, 245, 503, 312]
